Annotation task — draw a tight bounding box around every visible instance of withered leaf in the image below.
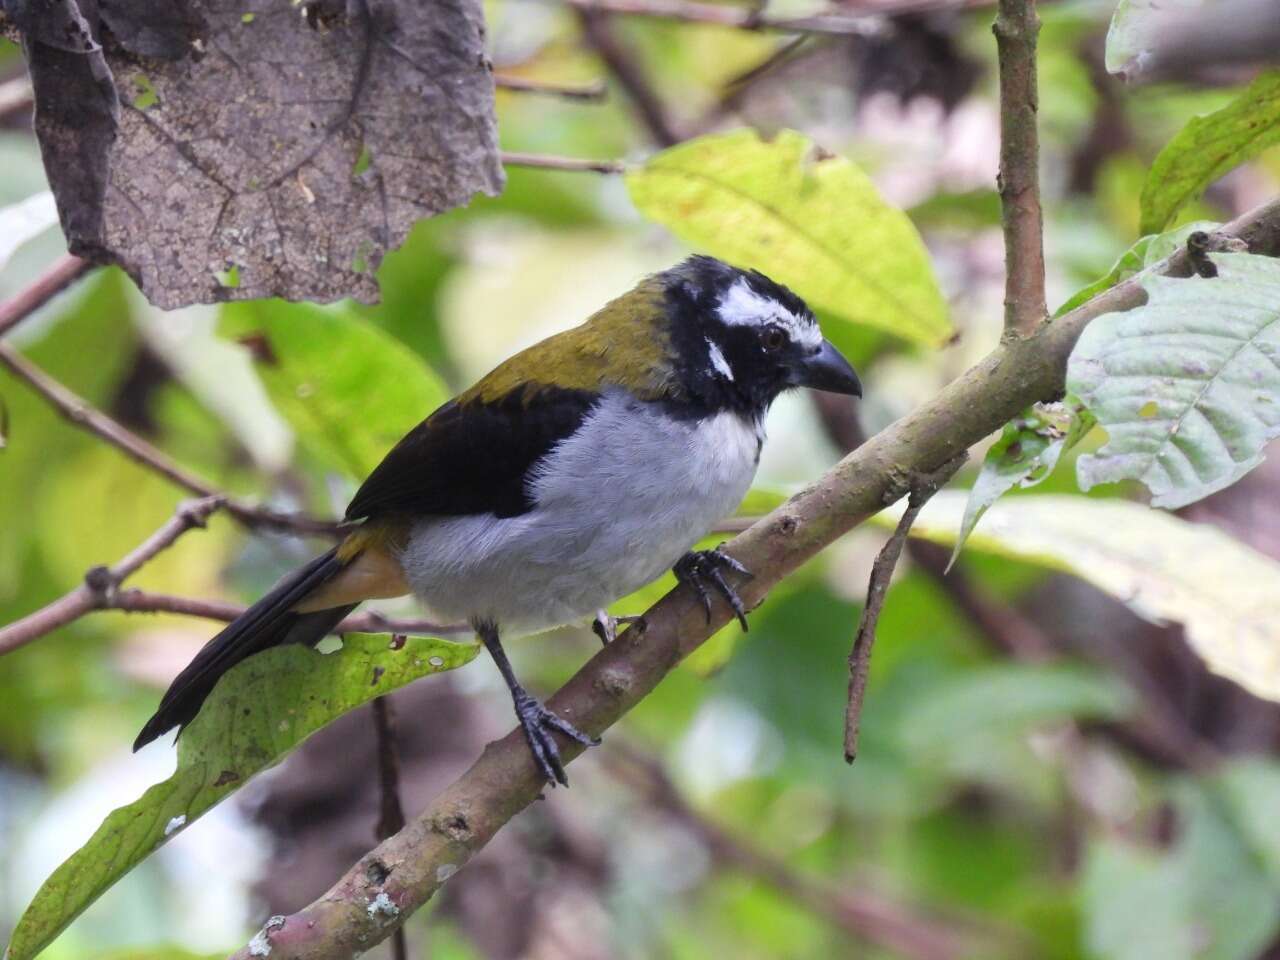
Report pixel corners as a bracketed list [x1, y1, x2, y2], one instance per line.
[10, 0, 503, 308]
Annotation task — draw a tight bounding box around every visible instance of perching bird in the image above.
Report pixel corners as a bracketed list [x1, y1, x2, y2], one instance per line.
[134, 256, 862, 785]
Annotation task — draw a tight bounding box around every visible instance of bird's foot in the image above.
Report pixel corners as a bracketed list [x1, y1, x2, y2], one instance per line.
[673, 546, 753, 630]
[591, 610, 648, 646]
[513, 688, 600, 787]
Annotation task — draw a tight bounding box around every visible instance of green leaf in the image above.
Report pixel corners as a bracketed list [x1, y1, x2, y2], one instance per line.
[1054, 222, 1222, 318]
[892, 491, 1280, 704]
[1082, 774, 1280, 960]
[626, 129, 951, 347]
[1067, 252, 1280, 509]
[219, 301, 450, 478]
[1140, 73, 1280, 235]
[896, 663, 1134, 755]
[948, 400, 1094, 568]
[6, 633, 478, 960]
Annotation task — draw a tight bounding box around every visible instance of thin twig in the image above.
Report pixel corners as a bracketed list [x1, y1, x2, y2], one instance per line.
[222, 197, 1280, 960]
[844, 455, 967, 763]
[994, 0, 1047, 337]
[499, 150, 626, 174]
[0, 342, 339, 535]
[552, 0, 883, 34]
[693, 35, 812, 132]
[1, 565, 464, 658]
[108, 589, 463, 636]
[0, 497, 225, 656]
[371, 695, 408, 960]
[606, 744, 1000, 960]
[494, 73, 608, 101]
[575, 8, 681, 145]
[0, 254, 93, 339]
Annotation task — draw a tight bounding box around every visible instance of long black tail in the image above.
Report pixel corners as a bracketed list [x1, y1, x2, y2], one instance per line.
[133, 547, 355, 751]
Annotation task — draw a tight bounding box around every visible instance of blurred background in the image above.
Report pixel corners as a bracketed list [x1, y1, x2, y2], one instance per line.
[3, 1, 1280, 958]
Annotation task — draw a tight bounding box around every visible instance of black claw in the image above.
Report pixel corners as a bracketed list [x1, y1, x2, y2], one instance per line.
[514, 691, 598, 787]
[673, 548, 752, 631]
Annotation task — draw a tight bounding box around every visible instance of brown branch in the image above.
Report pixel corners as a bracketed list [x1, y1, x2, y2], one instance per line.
[0, 497, 225, 656]
[1, 570, 463, 659]
[371, 696, 408, 960]
[222, 189, 1280, 960]
[0, 254, 92, 339]
[0, 342, 339, 536]
[994, 0, 1047, 338]
[575, 8, 681, 146]
[499, 150, 626, 174]
[553, 0, 882, 34]
[844, 454, 966, 762]
[106, 589, 463, 636]
[606, 745, 1004, 960]
[494, 74, 608, 101]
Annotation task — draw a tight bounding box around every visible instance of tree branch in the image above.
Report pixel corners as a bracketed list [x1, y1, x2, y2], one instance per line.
[0, 254, 92, 339]
[0, 497, 225, 656]
[554, 0, 886, 34]
[493, 74, 608, 101]
[844, 454, 966, 763]
[0, 342, 340, 536]
[371, 696, 408, 960]
[994, 0, 1047, 337]
[223, 195, 1280, 960]
[574, 8, 681, 146]
[499, 150, 625, 174]
[0, 581, 463, 656]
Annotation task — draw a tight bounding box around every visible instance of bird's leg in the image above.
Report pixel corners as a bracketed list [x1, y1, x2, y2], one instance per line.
[673, 546, 753, 631]
[476, 620, 599, 787]
[591, 609, 648, 646]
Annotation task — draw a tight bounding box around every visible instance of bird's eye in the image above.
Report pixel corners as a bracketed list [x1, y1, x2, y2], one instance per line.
[763, 326, 787, 352]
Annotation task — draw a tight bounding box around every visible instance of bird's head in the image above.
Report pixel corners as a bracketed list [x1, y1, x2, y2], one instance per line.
[658, 255, 862, 416]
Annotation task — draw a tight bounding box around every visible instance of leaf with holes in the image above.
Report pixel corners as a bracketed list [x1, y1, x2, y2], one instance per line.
[887, 491, 1280, 704]
[6, 633, 478, 960]
[7, 0, 503, 308]
[1140, 73, 1280, 235]
[948, 400, 1094, 569]
[1067, 252, 1280, 509]
[626, 129, 951, 347]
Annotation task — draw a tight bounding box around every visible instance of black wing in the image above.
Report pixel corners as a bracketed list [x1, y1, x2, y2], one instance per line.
[345, 384, 600, 521]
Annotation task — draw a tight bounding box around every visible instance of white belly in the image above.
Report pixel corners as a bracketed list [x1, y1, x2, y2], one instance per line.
[396, 391, 763, 635]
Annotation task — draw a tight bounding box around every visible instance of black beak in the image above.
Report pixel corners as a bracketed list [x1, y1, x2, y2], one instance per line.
[798, 339, 862, 397]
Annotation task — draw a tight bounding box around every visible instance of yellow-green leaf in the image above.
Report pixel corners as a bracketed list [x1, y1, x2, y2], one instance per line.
[7, 633, 478, 960]
[626, 129, 951, 347]
[888, 492, 1280, 704]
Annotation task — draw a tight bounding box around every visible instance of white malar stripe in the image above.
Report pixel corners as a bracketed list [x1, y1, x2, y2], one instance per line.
[705, 337, 734, 381]
[716, 277, 821, 349]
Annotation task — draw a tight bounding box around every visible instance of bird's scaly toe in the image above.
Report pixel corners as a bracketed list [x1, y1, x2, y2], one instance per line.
[674, 548, 752, 631]
[514, 692, 598, 787]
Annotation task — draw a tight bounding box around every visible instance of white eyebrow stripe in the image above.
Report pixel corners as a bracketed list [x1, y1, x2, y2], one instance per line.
[705, 337, 734, 381]
[716, 277, 821, 349]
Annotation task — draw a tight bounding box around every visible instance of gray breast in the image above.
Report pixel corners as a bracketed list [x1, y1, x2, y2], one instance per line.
[396, 390, 763, 635]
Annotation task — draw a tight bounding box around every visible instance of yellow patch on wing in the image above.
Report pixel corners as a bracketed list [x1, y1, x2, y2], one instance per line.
[296, 527, 410, 612]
